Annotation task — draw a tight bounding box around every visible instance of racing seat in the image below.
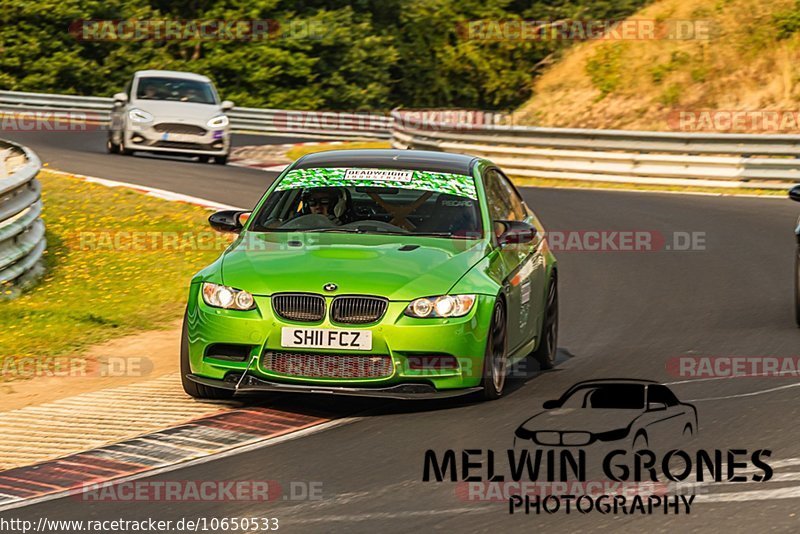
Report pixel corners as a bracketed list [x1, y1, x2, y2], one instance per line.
[417, 194, 479, 237]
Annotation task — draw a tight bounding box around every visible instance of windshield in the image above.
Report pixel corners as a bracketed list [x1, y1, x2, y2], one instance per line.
[135, 77, 218, 104]
[249, 167, 483, 238]
[559, 384, 646, 409]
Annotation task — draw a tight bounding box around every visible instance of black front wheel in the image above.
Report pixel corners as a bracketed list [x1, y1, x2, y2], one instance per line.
[532, 278, 559, 370]
[795, 246, 800, 327]
[106, 133, 120, 154]
[214, 154, 229, 165]
[480, 300, 508, 401]
[119, 139, 134, 156]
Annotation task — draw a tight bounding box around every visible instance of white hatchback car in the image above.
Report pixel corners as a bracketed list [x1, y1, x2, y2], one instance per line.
[108, 70, 233, 164]
[792, 185, 800, 326]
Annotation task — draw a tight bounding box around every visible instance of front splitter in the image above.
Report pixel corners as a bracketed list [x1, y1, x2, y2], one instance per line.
[187, 374, 483, 400]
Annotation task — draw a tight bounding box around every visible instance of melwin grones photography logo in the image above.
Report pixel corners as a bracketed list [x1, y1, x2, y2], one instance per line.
[421, 379, 773, 516]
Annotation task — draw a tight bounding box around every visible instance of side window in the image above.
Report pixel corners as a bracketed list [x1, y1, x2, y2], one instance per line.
[648, 385, 679, 407]
[483, 170, 515, 222]
[496, 170, 527, 221]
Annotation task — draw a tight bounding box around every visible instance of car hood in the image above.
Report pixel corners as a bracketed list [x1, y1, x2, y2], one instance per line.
[130, 99, 222, 122]
[220, 232, 488, 300]
[518, 408, 643, 434]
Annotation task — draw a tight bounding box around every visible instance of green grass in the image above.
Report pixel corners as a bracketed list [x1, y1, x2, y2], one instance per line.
[286, 141, 391, 161]
[0, 171, 230, 360]
[585, 43, 626, 98]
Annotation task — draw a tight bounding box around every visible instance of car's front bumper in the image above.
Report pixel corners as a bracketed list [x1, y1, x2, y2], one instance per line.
[186, 373, 483, 399]
[124, 123, 230, 155]
[185, 283, 495, 394]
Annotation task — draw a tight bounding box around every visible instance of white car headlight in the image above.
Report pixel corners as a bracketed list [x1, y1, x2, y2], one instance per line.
[207, 115, 229, 128]
[128, 108, 153, 123]
[201, 282, 255, 310]
[405, 295, 476, 318]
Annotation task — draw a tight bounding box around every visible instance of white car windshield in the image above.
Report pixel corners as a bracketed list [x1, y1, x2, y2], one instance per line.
[136, 77, 217, 105]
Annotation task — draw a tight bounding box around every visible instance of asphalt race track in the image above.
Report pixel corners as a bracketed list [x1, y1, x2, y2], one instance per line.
[2, 130, 800, 532]
[4, 130, 310, 209]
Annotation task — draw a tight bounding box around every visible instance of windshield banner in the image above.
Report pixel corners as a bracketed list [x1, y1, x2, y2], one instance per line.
[276, 167, 478, 199]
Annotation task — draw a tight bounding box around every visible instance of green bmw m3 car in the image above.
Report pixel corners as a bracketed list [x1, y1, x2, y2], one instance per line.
[182, 149, 558, 401]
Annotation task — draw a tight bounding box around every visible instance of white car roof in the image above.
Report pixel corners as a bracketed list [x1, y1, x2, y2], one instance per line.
[133, 70, 211, 82]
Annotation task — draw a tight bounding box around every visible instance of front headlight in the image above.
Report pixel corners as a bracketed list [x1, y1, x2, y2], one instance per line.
[201, 282, 255, 310]
[128, 108, 153, 123]
[404, 295, 476, 318]
[207, 115, 229, 128]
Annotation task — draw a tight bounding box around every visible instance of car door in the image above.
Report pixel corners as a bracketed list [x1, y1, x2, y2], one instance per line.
[483, 169, 542, 353]
[496, 169, 548, 343]
[642, 385, 690, 448]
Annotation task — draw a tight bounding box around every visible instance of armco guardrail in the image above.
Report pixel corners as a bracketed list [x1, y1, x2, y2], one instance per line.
[0, 90, 391, 140]
[0, 139, 45, 297]
[4, 89, 800, 189]
[391, 110, 800, 189]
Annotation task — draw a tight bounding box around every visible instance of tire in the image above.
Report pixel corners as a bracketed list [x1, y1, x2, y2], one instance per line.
[106, 133, 120, 154]
[795, 246, 800, 327]
[213, 154, 228, 165]
[532, 277, 558, 370]
[197, 155, 210, 163]
[480, 299, 508, 401]
[119, 139, 133, 156]
[180, 311, 234, 400]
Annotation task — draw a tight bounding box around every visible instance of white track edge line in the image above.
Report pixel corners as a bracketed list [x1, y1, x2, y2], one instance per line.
[44, 169, 245, 211]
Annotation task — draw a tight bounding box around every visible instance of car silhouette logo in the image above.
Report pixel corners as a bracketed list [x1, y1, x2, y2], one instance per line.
[323, 283, 338, 292]
[513, 379, 698, 450]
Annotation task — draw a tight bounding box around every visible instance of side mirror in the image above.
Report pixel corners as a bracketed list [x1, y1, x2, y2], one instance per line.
[790, 185, 800, 202]
[209, 210, 250, 233]
[496, 220, 537, 246]
[542, 400, 560, 409]
[647, 401, 667, 412]
[113, 92, 128, 104]
[221, 100, 234, 111]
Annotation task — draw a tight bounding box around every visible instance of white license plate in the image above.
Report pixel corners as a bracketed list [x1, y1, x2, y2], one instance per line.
[281, 327, 372, 351]
[161, 133, 199, 142]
